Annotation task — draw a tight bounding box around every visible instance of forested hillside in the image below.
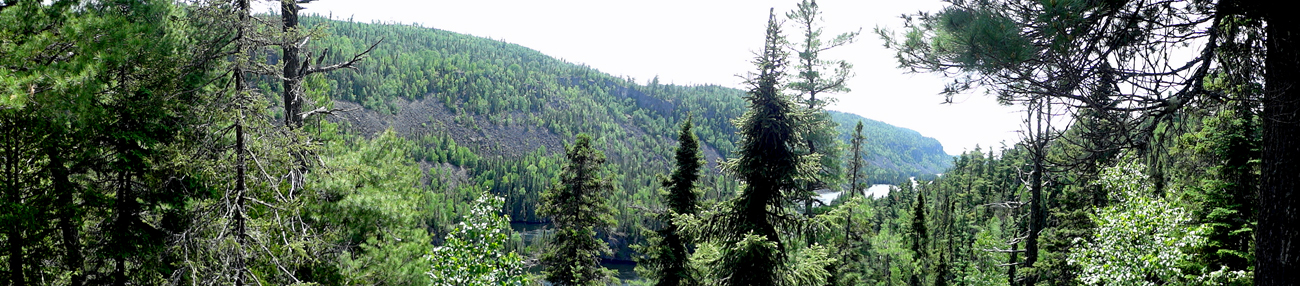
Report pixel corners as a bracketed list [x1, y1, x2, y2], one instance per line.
[829, 111, 949, 182]
[273, 15, 952, 259]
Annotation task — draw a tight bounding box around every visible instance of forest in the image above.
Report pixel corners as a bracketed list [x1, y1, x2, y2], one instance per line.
[1, 0, 1296, 286]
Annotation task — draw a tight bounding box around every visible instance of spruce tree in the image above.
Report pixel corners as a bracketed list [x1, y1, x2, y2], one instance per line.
[639, 119, 703, 286]
[539, 133, 613, 286]
[911, 193, 929, 286]
[701, 9, 799, 286]
[849, 121, 866, 198]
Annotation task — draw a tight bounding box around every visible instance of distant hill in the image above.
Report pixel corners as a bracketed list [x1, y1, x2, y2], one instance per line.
[829, 111, 952, 182]
[284, 15, 952, 259]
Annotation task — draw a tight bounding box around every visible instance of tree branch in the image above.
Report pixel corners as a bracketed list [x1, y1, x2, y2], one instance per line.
[297, 106, 359, 122]
[303, 38, 382, 75]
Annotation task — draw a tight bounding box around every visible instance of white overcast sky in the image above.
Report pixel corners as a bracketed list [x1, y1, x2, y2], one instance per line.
[265, 0, 1026, 155]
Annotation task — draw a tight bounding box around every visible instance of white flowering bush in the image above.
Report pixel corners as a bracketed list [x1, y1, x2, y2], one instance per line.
[1068, 159, 1250, 285]
[427, 194, 529, 286]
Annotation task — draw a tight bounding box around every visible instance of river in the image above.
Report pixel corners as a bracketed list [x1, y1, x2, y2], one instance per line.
[816, 184, 895, 204]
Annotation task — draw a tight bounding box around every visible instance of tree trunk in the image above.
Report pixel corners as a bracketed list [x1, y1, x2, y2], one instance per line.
[5, 180, 23, 286]
[281, 0, 302, 128]
[3, 115, 27, 286]
[1025, 156, 1042, 268]
[1257, 6, 1300, 285]
[234, 2, 250, 285]
[6, 217, 21, 286]
[50, 150, 83, 286]
[234, 113, 248, 286]
[112, 169, 133, 286]
[1021, 97, 1047, 273]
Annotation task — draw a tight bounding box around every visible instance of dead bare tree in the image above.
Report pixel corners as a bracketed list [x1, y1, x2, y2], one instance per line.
[278, 0, 379, 129]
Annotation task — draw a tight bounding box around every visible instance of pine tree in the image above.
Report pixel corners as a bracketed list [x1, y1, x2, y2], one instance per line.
[639, 119, 703, 286]
[787, 0, 855, 219]
[539, 133, 614, 286]
[841, 120, 867, 253]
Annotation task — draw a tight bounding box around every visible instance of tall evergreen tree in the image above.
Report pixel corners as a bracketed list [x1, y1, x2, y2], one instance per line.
[849, 121, 866, 198]
[700, 9, 799, 286]
[841, 120, 867, 260]
[539, 133, 614, 286]
[910, 192, 930, 286]
[787, 0, 855, 218]
[639, 119, 704, 286]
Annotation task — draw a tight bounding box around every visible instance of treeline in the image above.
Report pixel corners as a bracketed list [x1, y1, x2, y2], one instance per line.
[552, 0, 1282, 285]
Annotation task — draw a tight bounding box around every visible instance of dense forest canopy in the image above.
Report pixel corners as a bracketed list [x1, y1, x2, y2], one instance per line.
[1, 0, 1292, 285]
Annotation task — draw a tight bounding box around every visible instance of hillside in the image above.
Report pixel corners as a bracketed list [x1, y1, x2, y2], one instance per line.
[829, 111, 951, 182]
[285, 16, 953, 259]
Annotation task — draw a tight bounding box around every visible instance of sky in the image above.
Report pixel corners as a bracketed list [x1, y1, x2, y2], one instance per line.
[266, 0, 1027, 155]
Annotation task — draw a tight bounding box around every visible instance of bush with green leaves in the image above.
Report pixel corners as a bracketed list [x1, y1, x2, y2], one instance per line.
[427, 194, 529, 286]
[1067, 159, 1251, 286]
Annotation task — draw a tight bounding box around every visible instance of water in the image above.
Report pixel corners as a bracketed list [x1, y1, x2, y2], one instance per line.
[510, 222, 643, 284]
[604, 260, 640, 283]
[815, 184, 894, 204]
[510, 221, 548, 245]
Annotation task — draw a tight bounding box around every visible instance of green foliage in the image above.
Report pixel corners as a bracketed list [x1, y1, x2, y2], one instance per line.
[687, 9, 848, 286]
[926, 5, 1034, 73]
[0, 1, 234, 284]
[664, 120, 705, 217]
[637, 120, 705, 286]
[1068, 159, 1251, 286]
[540, 134, 615, 285]
[1169, 101, 1258, 272]
[910, 193, 929, 260]
[312, 131, 438, 285]
[427, 194, 529, 286]
[785, 0, 857, 215]
[703, 10, 799, 286]
[17, 2, 1244, 286]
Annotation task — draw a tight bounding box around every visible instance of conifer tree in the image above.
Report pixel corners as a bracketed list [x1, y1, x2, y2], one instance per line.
[639, 119, 703, 286]
[701, 9, 799, 286]
[787, 0, 855, 218]
[540, 133, 613, 286]
[842, 120, 867, 253]
[849, 121, 866, 198]
[911, 192, 930, 286]
[1176, 100, 1259, 272]
[276, 0, 379, 129]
